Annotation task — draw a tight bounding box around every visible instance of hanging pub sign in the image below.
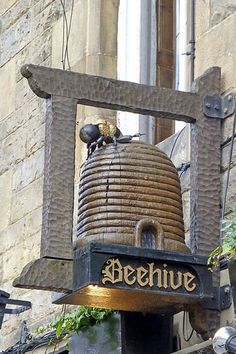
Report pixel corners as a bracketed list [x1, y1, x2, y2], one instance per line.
[55, 127, 228, 314]
[55, 242, 217, 313]
[14, 65, 234, 338]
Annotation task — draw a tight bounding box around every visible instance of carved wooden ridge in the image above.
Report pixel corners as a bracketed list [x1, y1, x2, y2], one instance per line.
[13, 65, 221, 299]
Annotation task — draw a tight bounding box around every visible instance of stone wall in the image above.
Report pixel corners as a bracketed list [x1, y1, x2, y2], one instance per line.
[0, 0, 119, 350]
[196, 0, 236, 217]
[158, 1, 236, 349]
[2, 0, 236, 351]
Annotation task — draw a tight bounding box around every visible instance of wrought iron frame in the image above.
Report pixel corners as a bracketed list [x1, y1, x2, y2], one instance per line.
[13, 64, 234, 335]
[0, 290, 31, 329]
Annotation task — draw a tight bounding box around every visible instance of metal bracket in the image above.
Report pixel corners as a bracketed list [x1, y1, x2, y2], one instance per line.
[203, 93, 235, 119]
[0, 290, 31, 315]
[204, 285, 232, 311]
[220, 285, 232, 310]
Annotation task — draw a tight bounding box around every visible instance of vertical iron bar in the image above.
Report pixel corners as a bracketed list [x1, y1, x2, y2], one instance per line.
[121, 312, 172, 354]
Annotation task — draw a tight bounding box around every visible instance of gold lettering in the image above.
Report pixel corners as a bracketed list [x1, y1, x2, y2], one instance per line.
[163, 264, 168, 289]
[124, 265, 136, 285]
[102, 258, 123, 284]
[137, 266, 149, 287]
[148, 263, 162, 288]
[169, 271, 183, 290]
[183, 272, 196, 292]
[101, 258, 197, 293]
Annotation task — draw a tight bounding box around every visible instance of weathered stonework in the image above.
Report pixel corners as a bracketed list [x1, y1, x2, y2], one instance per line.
[0, 170, 12, 231]
[0, 59, 16, 120]
[195, 12, 236, 92]
[0, 0, 17, 16]
[210, 0, 236, 26]
[0, 0, 119, 350]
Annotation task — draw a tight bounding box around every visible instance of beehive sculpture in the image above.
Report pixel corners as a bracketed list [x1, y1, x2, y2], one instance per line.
[76, 141, 189, 254]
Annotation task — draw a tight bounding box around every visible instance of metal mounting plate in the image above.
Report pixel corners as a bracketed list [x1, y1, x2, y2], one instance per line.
[203, 285, 232, 311]
[203, 93, 235, 119]
[220, 285, 232, 310]
[0, 293, 31, 315]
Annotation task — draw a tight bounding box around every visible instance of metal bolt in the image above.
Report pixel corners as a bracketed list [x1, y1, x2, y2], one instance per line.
[214, 105, 220, 111]
[228, 95, 232, 102]
[205, 102, 211, 108]
[224, 286, 230, 294]
[224, 107, 228, 114]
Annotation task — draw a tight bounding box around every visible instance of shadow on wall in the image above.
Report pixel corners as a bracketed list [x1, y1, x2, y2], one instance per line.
[69, 314, 121, 354]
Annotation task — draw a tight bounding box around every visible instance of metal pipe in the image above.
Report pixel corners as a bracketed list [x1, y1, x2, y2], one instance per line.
[190, 0, 195, 84]
[172, 339, 212, 354]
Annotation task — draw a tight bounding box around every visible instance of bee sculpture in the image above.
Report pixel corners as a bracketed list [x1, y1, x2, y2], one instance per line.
[80, 121, 143, 158]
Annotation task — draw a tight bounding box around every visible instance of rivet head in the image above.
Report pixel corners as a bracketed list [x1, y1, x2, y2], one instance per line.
[228, 95, 232, 102]
[205, 102, 211, 108]
[214, 105, 220, 111]
[224, 108, 228, 114]
[224, 286, 230, 294]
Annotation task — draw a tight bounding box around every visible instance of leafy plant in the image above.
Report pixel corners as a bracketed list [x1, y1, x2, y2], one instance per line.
[208, 208, 236, 270]
[35, 306, 114, 349]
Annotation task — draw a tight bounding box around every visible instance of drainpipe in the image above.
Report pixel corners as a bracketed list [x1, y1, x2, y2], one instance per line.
[175, 0, 195, 130]
[190, 0, 195, 85]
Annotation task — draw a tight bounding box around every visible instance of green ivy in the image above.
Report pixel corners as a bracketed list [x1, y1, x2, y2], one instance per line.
[208, 208, 236, 270]
[35, 306, 114, 349]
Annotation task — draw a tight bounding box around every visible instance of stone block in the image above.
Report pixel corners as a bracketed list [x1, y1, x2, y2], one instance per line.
[71, 56, 86, 73]
[32, 0, 55, 17]
[0, 319, 20, 350]
[195, 0, 210, 40]
[0, 0, 31, 34]
[51, 0, 87, 69]
[2, 242, 32, 282]
[195, 12, 236, 92]
[0, 255, 2, 283]
[182, 190, 190, 233]
[221, 165, 236, 215]
[0, 59, 15, 121]
[0, 10, 31, 67]
[87, 0, 118, 57]
[99, 0, 119, 56]
[10, 177, 43, 224]
[15, 77, 35, 110]
[15, 28, 52, 82]
[0, 170, 12, 231]
[25, 121, 45, 157]
[0, 207, 42, 254]
[12, 147, 44, 191]
[85, 54, 117, 78]
[31, 0, 63, 40]
[210, 0, 236, 27]
[0, 125, 26, 174]
[0, 98, 45, 143]
[83, 105, 116, 124]
[222, 107, 236, 142]
[23, 231, 41, 259]
[221, 142, 236, 172]
[0, 0, 17, 16]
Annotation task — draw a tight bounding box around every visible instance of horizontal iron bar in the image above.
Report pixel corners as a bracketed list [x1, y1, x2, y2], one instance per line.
[171, 339, 212, 354]
[0, 297, 31, 308]
[21, 64, 198, 123]
[79, 242, 209, 266]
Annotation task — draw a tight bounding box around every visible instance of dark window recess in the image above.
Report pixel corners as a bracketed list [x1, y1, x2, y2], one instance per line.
[141, 226, 156, 249]
[154, 0, 175, 144]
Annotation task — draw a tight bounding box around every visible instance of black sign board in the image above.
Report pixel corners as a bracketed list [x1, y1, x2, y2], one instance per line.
[55, 242, 219, 313]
